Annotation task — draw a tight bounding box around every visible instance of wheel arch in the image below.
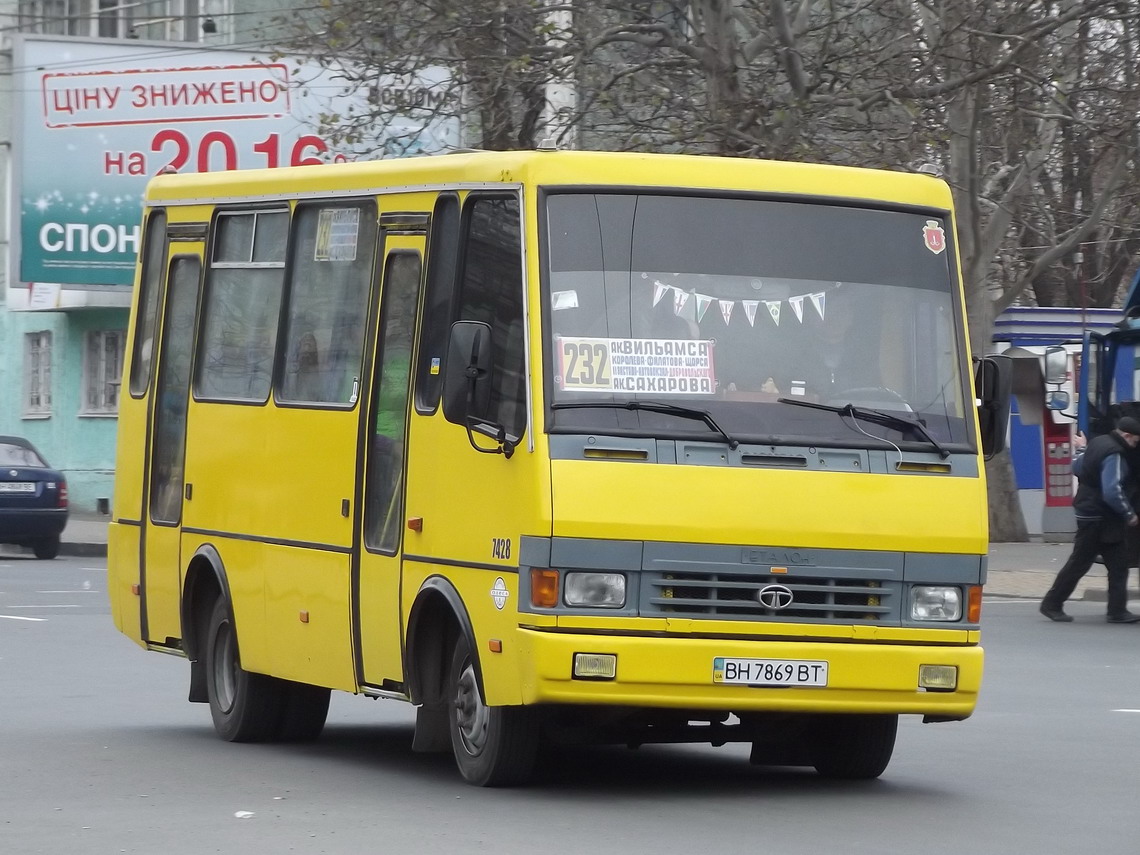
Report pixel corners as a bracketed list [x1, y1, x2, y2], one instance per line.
[181, 544, 232, 703]
[405, 575, 481, 708]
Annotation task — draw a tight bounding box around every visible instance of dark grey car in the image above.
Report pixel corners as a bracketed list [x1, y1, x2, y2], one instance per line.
[0, 436, 68, 559]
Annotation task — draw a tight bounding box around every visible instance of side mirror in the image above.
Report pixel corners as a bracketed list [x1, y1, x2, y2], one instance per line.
[1046, 390, 1071, 410]
[443, 320, 494, 424]
[975, 354, 1013, 459]
[1043, 345, 1068, 386]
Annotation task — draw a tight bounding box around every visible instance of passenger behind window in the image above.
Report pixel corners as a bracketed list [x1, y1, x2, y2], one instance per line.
[290, 331, 322, 401]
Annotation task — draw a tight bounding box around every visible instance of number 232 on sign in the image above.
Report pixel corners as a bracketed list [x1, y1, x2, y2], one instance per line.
[557, 337, 612, 390]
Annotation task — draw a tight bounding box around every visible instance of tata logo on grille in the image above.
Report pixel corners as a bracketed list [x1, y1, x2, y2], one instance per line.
[757, 584, 795, 610]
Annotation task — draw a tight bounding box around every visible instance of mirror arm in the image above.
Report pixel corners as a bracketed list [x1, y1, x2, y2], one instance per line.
[462, 417, 516, 459]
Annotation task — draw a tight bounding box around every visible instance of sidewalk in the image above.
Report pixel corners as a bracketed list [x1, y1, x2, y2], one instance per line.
[32, 515, 1109, 602]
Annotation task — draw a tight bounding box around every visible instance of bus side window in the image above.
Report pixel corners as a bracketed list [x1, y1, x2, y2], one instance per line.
[446, 195, 527, 441]
[129, 209, 168, 397]
[278, 201, 376, 406]
[415, 193, 461, 413]
[365, 251, 422, 552]
[149, 257, 201, 523]
[197, 210, 288, 402]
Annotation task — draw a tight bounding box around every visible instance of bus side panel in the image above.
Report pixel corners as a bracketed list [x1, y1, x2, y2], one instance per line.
[109, 272, 153, 643]
[181, 402, 358, 688]
[402, 415, 553, 707]
[182, 407, 356, 547]
[262, 544, 356, 691]
[107, 520, 143, 645]
[403, 416, 552, 569]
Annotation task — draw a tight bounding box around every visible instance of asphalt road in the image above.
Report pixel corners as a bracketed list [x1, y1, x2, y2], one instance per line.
[2, 555, 1138, 854]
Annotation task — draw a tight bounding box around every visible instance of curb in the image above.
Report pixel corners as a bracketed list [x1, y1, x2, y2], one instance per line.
[61, 542, 108, 558]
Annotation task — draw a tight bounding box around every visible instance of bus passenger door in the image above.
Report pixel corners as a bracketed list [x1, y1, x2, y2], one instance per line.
[356, 231, 425, 688]
[143, 252, 202, 645]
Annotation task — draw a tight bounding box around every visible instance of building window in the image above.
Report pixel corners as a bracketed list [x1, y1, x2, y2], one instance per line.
[19, 0, 215, 42]
[24, 331, 53, 417]
[84, 330, 126, 415]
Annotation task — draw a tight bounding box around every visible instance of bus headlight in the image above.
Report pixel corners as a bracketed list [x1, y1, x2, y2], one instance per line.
[910, 586, 962, 621]
[564, 572, 626, 608]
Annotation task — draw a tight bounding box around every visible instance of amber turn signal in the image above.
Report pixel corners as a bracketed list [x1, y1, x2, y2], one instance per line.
[530, 569, 559, 608]
[967, 585, 982, 623]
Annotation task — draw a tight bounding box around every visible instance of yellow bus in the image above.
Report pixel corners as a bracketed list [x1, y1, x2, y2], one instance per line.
[108, 149, 1010, 786]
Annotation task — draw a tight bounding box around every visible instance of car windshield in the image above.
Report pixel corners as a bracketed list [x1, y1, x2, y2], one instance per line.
[543, 192, 973, 450]
[0, 441, 47, 467]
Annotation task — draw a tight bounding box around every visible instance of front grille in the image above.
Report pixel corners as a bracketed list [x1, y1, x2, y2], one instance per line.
[644, 571, 898, 623]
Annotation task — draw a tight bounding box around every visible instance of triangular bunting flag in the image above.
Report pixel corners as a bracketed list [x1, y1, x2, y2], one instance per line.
[719, 300, 734, 325]
[742, 300, 759, 327]
[789, 294, 805, 323]
[809, 292, 826, 320]
[764, 300, 781, 326]
[673, 289, 691, 315]
[695, 293, 713, 323]
[652, 281, 669, 307]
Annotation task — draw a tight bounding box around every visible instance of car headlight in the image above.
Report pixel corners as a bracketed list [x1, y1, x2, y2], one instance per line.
[563, 572, 626, 608]
[910, 586, 962, 621]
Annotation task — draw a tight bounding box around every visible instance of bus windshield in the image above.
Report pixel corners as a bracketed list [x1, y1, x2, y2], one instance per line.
[543, 192, 973, 450]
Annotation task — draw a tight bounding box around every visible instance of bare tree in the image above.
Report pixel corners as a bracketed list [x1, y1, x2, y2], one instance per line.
[271, 0, 1140, 539]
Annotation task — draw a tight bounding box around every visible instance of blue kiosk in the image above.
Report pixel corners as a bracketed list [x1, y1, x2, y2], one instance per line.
[992, 305, 1118, 540]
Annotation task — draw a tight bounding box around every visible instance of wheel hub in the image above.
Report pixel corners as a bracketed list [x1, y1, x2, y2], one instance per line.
[212, 620, 237, 714]
[454, 661, 489, 756]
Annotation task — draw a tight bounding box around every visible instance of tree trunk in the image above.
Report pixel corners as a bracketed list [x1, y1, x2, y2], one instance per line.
[986, 451, 1030, 542]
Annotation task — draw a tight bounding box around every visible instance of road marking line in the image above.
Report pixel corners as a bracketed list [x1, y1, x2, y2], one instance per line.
[983, 597, 1038, 604]
[1113, 709, 1140, 713]
[36, 590, 101, 594]
[3, 604, 80, 608]
[0, 615, 47, 622]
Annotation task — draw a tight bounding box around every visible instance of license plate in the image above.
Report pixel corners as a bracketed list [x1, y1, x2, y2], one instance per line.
[713, 657, 828, 687]
[0, 482, 35, 493]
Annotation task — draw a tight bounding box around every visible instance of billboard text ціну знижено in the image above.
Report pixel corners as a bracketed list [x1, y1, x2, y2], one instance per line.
[15, 35, 459, 288]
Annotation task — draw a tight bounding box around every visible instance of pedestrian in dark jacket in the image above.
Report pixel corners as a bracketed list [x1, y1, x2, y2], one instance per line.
[1041, 416, 1140, 622]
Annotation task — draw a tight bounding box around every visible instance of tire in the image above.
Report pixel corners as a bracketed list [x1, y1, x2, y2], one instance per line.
[809, 713, 898, 780]
[203, 597, 285, 742]
[447, 638, 539, 786]
[276, 682, 331, 742]
[33, 536, 60, 560]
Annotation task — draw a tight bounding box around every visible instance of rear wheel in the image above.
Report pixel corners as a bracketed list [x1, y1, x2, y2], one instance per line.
[32, 536, 60, 560]
[447, 638, 539, 786]
[809, 714, 898, 780]
[276, 681, 331, 741]
[204, 598, 285, 742]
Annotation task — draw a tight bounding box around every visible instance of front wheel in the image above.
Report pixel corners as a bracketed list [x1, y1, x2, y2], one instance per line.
[447, 638, 539, 786]
[204, 598, 285, 742]
[809, 713, 898, 780]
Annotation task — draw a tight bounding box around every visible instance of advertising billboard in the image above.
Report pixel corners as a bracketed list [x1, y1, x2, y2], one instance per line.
[13, 35, 459, 289]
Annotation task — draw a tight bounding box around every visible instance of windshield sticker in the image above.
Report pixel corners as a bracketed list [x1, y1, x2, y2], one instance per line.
[923, 220, 946, 255]
[551, 290, 580, 310]
[555, 336, 716, 394]
[314, 208, 360, 262]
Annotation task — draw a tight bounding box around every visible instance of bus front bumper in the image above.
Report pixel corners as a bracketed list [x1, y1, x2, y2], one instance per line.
[516, 628, 982, 718]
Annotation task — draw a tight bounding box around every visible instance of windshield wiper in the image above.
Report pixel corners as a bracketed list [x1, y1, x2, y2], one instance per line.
[551, 400, 739, 450]
[777, 397, 950, 459]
